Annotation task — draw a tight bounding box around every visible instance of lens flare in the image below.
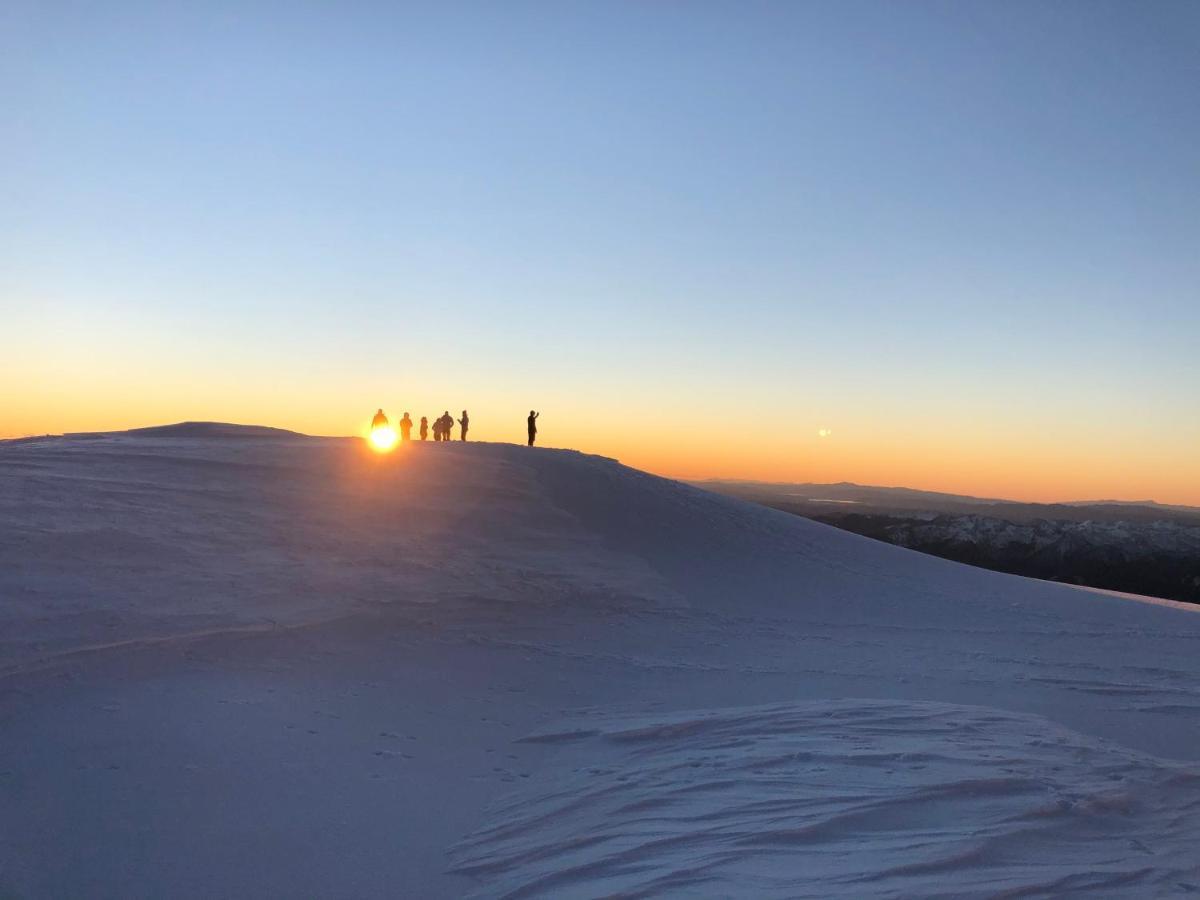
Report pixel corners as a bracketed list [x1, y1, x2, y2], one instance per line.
[369, 426, 398, 452]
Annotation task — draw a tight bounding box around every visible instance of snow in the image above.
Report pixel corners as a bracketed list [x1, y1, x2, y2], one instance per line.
[2, 429, 1199, 897]
[456, 700, 1200, 897]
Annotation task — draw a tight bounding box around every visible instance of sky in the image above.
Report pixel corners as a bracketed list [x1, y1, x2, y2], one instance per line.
[2, 1, 1198, 504]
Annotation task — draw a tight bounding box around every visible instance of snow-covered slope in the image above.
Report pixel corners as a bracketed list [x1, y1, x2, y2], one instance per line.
[2, 431, 1198, 897]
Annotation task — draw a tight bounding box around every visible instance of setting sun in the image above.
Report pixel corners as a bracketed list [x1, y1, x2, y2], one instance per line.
[368, 426, 398, 452]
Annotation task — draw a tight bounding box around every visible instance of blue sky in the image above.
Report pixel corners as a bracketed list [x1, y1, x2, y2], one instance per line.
[3, 1, 1198, 500]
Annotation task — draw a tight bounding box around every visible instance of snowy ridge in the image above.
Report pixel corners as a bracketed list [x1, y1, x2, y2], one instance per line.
[454, 699, 1200, 898]
[0, 434, 677, 671]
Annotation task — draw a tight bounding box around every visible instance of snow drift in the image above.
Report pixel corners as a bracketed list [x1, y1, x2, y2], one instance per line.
[2, 427, 1198, 897]
[456, 700, 1200, 897]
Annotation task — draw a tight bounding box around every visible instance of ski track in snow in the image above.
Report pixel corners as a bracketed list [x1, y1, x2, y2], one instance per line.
[3, 431, 1200, 897]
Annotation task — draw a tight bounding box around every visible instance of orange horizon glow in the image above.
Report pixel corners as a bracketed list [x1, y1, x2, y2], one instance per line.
[3, 406, 1197, 508]
[5, 3, 1198, 516]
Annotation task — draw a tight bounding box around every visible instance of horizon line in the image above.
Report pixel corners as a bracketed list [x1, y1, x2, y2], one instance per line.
[4, 419, 1195, 513]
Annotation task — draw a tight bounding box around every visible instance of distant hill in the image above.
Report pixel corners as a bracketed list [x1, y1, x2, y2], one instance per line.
[68, 421, 308, 440]
[1065, 498, 1200, 514]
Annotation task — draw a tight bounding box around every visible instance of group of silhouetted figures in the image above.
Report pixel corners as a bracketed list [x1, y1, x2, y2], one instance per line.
[370, 409, 540, 445]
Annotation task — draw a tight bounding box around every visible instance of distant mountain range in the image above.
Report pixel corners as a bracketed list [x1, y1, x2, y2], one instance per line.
[694, 480, 1200, 525]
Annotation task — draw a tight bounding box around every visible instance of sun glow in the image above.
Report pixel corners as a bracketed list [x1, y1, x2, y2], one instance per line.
[368, 425, 398, 452]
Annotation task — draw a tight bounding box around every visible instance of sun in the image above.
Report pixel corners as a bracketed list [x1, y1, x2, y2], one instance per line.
[368, 425, 398, 452]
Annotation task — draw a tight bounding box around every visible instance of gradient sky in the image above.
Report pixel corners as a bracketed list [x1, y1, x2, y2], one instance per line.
[3, 1, 1198, 503]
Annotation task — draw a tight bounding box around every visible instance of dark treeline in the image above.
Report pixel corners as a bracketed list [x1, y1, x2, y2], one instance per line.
[812, 510, 1199, 605]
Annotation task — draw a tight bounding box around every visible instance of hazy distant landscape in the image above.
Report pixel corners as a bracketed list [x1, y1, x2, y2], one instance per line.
[700, 481, 1200, 605]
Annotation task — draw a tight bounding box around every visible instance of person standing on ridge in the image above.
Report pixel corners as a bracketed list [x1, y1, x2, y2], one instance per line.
[399, 413, 413, 441]
[527, 410, 539, 447]
[458, 410, 469, 442]
[372, 409, 388, 429]
[440, 411, 453, 443]
[420, 416, 429, 441]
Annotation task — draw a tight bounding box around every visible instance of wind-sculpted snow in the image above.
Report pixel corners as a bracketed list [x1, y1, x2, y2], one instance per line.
[454, 699, 1200, 898]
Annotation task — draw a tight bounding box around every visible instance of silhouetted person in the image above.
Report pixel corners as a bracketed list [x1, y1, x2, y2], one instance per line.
[440, 411, 453, 443]
[399, 413, 413, 441]
[372, 409, 388, 429]
[527, 410, 539, 447]
[420, 416, 429, 441]
[458, 410, 469, 442]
